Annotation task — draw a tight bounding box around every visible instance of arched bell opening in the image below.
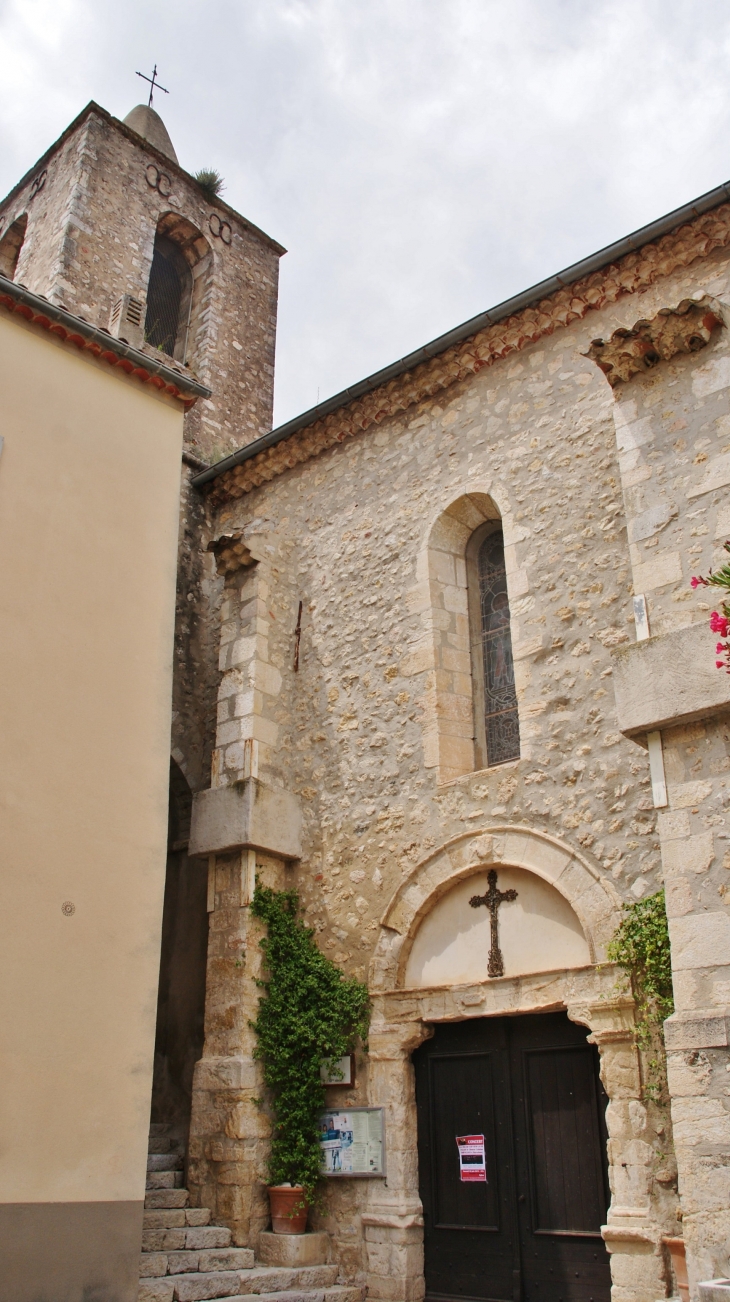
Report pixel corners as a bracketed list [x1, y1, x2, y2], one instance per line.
[144, 213, 212, 364]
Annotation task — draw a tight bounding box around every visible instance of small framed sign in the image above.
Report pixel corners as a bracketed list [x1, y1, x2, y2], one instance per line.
[320, 1054, 355, 1087]
[318, 1106, 385, 1177]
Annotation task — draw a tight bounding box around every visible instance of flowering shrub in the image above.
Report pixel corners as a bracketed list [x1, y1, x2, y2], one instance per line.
[691, 540, 730, 672]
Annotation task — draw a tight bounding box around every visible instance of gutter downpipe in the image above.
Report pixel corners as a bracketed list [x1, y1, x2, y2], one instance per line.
[192, 176, 730, 489]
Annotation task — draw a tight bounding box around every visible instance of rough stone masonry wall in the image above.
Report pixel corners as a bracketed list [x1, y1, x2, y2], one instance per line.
[0, 107, 281, 461]
[188, 251, 730, 1287]
[170, 468, 222, 794]
[597, 247, 730, 1291]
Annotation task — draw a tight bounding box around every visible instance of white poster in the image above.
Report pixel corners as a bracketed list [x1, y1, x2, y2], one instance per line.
[319, 1108, 384, 1176]
[456, 1133, 487, 1182]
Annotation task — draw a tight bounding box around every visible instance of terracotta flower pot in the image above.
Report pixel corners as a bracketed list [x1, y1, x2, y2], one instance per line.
[663, 1236, 689, 1302]
[268, 1184, 308, 1235]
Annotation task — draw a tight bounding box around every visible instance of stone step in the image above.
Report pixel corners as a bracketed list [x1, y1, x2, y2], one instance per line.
[233, 1267, 339, 1294]
[139, 1279, 361, 1302]
[141, 1249, 255, 1279]
[148, 1153, 184, 1172]
[236, 1291, 362, 1302]
[144, 1209, 211, 1230]
[146, 1190, 190, 1210]
[147, 1171, 185, 1191]
[143, 1226, 232, 1253]
[149, 1137, 173, 1154]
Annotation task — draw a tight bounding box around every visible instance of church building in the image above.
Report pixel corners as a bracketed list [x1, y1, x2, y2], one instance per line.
[2, 98, 730, 1302]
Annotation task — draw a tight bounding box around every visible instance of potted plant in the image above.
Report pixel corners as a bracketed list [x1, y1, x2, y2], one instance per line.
[662, 1236, 689, 1302]
[250, 885, 370, 1232]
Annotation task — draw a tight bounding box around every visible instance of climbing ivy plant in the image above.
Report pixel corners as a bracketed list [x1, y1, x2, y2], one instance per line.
[250, 884, 370, 1203]
[607, 888, 674, 1101]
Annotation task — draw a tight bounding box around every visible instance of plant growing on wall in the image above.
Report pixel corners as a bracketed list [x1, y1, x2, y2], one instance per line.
[607, 888, 674, 1101]
[250, 884, 370, 1203]
[691, 540, 730, 672]
[194, 167, 225, 199]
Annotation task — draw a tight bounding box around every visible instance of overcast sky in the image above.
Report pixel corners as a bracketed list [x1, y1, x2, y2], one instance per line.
[2, 1, 730, 429]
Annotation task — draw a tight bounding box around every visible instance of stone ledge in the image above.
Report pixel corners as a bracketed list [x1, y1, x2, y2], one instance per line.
[189, 779, 302, 860]
[611, 623, 730, 736]
[664, 1009, 730, 1050]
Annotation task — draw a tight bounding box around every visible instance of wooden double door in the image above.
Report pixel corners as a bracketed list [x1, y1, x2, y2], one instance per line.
[413, 1012, 611, 1302]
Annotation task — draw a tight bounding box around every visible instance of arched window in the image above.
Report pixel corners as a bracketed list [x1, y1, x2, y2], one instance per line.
[0, 214, 28, 281]
[144, 233, 193, 358]
[468, 523, 520, 768]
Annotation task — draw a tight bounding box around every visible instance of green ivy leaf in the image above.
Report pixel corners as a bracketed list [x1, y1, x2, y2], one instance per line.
[250, 884, 371, 1204]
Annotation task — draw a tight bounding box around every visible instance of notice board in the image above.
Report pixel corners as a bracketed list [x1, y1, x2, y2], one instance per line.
[318, 1107, 385, 1177]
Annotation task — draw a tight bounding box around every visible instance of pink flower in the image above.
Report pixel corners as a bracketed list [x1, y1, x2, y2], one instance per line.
[710, 612, 730, 636]
[691, 575, 708, 588]
[718, 660, 725, 669]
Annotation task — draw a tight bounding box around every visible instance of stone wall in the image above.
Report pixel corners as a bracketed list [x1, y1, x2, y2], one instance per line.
[186, 246, 730, 1294]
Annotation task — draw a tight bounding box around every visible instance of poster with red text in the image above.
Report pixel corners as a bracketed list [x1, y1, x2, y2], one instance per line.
[456, 1134, 487, 1182]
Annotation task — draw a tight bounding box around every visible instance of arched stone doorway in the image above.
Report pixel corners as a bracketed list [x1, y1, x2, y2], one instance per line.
[362, 827, 672, 1302]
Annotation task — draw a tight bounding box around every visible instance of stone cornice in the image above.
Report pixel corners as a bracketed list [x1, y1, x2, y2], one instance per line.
[584, 298, 723, 385]
[206, 532, 255, 575]
[207, 201, 730, 505]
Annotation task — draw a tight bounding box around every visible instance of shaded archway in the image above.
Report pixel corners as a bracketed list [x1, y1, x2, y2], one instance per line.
[150, 760, 210, 1150]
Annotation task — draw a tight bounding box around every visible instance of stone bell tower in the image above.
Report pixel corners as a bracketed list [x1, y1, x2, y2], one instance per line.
[0, 100, 285, 461]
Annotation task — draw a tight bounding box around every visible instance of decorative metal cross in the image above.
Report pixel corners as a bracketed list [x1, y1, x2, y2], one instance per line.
[136, 65, 169, 108]
[469, 869, 518, 978]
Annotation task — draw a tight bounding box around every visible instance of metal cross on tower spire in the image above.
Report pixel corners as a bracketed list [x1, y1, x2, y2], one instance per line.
[469, 869, 518, 978]
[135, 64, 169, 108]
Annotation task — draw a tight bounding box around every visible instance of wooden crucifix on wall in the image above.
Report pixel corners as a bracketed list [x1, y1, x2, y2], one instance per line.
[469, 869, 518, 978]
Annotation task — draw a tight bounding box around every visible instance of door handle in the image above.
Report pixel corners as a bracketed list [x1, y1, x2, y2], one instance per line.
[518, 1194, 526, 1203]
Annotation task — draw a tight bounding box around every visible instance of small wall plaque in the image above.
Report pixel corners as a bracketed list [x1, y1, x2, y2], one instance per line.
[318, 1106, 385, 1177]
[320, 1054, 355, 1087]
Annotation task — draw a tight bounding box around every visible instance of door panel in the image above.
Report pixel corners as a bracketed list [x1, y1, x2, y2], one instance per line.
[415, 1021, 518, 1302]
[524, 1046, 608, 1234]
[509, 1015, 611, 1302]
[414, 1013, 611, 1302]
[430, 1054, 499, 1230]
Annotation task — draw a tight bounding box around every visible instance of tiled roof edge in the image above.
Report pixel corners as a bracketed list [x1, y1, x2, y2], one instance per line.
[193, 176, 730, 493]
[0, 273, 212, 406]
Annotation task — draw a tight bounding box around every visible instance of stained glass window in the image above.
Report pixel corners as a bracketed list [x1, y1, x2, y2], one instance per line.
[478, 530, 520, 765]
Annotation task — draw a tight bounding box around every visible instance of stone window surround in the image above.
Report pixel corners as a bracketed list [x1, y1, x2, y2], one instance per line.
[146, 210, 214, 367]
[406, 483, 530, 785]
[361, 825, 671, 1302]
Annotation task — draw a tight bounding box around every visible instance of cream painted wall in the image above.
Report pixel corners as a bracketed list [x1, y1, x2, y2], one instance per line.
[404, 867, 591, 988]
[0, 313, 184, 1204]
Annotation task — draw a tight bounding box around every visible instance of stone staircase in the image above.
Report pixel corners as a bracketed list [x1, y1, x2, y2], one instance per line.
[140, 1126, 362, 1302]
